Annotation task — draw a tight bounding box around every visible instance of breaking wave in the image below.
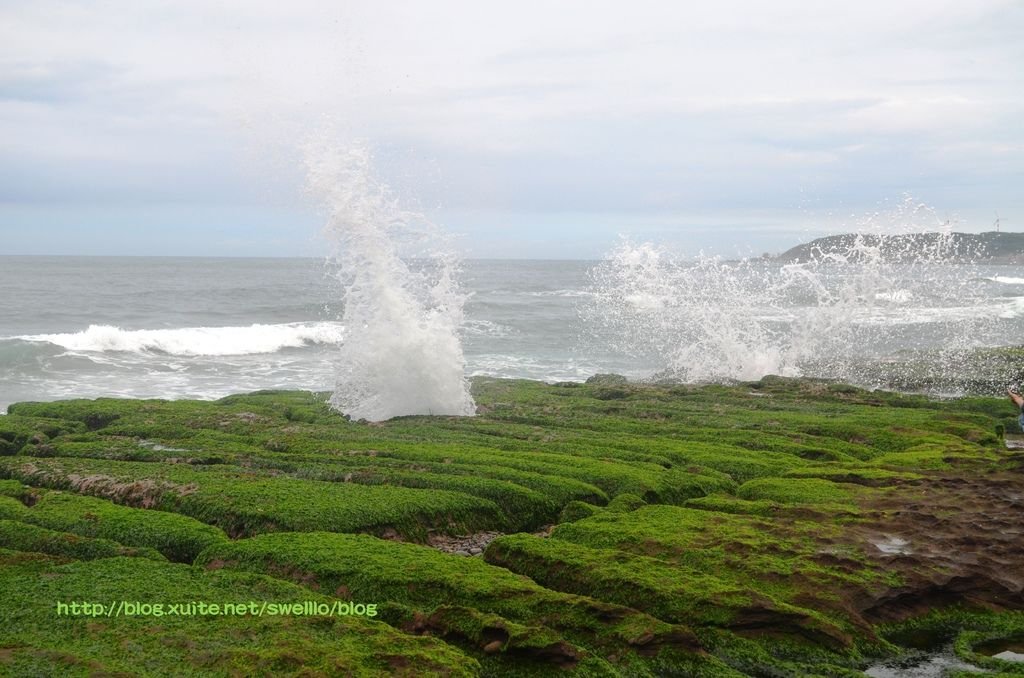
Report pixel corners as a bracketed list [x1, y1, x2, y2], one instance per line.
[15, 322, 345, 357]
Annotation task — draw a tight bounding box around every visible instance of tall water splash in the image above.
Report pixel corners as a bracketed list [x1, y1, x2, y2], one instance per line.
[585, 199, 996, 390]
[306, 142, 475, 421]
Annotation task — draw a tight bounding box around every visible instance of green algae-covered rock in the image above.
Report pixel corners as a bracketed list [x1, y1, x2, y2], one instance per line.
[0, 378, 1018, 675]
[0, 519, 166, 561]
[195, 531, 724, 675]
[0, 552, 478, 677]
[0, 487, 226, 562]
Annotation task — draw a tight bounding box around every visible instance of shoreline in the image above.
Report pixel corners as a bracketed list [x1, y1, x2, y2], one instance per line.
[6, 345, 1024, 415]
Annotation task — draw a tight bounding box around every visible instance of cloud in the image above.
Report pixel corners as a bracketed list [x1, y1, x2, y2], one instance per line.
[0, 0, 1021, 255]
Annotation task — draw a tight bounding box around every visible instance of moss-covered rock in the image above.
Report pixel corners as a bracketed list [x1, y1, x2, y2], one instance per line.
[736, 477, 865, 506]
[0, 552, 478, 676]
[0, 487, 226, 562]
[0, 378, 1017, 675]
[194, 531, 724, 675]
[0, 519, 166, 561]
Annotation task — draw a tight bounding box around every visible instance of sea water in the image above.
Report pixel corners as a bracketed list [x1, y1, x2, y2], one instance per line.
[2, 254, 1024, 414]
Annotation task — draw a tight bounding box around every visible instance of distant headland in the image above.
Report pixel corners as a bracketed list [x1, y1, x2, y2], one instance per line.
[775, 231, 1024, 264]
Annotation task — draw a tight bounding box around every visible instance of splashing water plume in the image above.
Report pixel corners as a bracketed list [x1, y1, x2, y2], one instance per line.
[586, 199, 997, 391]
[306, 142, 475, 421]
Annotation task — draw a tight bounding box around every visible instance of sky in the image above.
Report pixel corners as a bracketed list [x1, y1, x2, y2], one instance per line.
[0, 0, 1021, 259]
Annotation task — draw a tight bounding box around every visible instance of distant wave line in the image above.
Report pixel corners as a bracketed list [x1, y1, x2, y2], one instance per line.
[12, 322, 346, 356]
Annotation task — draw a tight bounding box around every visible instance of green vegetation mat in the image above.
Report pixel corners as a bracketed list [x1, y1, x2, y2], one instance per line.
[1, 376, 1021, 676]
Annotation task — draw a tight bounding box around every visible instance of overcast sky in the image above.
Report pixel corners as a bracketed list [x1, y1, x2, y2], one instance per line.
[1, 1, 1021, 258]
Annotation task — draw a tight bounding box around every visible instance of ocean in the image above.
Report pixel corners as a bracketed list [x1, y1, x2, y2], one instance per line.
[2, 254, 1024, 413]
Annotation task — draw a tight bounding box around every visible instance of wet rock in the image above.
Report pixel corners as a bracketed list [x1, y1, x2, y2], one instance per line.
[428, 530, 504, 556]
[585, 373, 628, 386]
[853, 474, 1024, 622]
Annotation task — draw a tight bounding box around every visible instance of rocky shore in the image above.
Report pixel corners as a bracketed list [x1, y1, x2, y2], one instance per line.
[1, 376, 1023, 676]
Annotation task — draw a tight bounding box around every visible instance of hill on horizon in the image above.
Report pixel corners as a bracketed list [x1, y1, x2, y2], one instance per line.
[775, 231, 1024, 264]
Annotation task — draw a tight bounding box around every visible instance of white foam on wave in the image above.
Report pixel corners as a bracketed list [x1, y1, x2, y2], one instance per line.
[851, 301, 1019, 325]
[17, 322, 345, 356]
[529, 289, 595, 298]
[986, 276, 1024, 285]
[873, 290, 913, 303]
[463, 319, 516, 337]
[468, 354, 602, 382]
[998, 297, 1024, 319]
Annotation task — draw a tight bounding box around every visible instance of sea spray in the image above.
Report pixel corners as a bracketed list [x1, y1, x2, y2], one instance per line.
[584, 200, 997, 390]
[585, 243, 802, 382]
[306, 142, 475, 421]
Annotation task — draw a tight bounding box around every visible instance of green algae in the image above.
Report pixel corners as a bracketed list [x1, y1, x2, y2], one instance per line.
[0, 456, 509, 541]
[0, 487, 225, 562]
[0, 553, 477, 677]
[515, 503, 902, 641]
[781, 465, 923, 486]
[736, 477, 864, 506]
[559, 500, 601, 523]
[684, 494, 782, 517]
[0, 519, 166, 561]
[0, 376, 1016, 676]
[193, 531, 729, 676]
